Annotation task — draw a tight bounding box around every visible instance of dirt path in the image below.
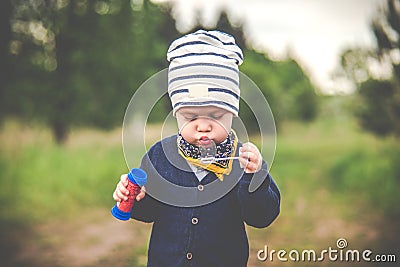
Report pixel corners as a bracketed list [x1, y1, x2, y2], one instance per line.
[10, 210, 151, 267]
[2, 207, 398, 267]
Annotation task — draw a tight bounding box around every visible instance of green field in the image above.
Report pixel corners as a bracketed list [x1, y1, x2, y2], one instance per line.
[0, 117, 399, 267]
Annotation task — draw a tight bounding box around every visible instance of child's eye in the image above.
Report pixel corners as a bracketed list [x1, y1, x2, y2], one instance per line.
[210, 113, 223, 120]
[185, 115, 198, 121]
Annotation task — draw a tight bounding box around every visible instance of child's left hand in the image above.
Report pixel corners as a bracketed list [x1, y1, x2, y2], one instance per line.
[239, 142, 262, 173]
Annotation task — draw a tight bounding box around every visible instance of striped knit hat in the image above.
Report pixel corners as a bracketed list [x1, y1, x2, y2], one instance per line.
[167, 30, 243, 117]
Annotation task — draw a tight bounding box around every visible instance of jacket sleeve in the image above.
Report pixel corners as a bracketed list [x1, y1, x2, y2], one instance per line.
[130, 151, 159, 223]
[237, 160, 280, 228]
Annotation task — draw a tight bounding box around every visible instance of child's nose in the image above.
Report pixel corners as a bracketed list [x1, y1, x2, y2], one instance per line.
[196, 118, 212, 132]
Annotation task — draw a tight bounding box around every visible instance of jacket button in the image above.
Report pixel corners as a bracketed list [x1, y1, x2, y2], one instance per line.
[186, 252, 193, 260]
[197, 184, 204, 191]
[192, 217, 198, 225]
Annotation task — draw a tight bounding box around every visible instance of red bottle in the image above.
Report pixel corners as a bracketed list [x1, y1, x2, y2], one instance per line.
[111, 168, 147, 221]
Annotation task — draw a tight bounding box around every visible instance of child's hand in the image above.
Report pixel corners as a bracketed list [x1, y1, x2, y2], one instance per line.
[239, 142, 262, 173]
[112, 174, 146, 202]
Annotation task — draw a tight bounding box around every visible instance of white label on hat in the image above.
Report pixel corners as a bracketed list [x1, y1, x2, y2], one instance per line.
[188, 85, 209, 98]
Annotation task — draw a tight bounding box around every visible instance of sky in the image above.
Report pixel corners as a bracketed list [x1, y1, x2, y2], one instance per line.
[153, 0, 384, 94]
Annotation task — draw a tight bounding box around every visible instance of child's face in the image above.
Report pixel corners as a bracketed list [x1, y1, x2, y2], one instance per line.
[176, 106, 233, 145]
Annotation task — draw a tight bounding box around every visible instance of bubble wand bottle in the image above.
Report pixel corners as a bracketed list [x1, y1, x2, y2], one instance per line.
[111, 168, 147, 221]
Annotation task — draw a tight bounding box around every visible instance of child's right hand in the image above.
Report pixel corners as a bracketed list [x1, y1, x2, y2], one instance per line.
[112, 174, 146, 203]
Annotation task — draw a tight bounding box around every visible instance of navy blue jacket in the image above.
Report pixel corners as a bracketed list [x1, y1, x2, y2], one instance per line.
[131, 135, 280, 267]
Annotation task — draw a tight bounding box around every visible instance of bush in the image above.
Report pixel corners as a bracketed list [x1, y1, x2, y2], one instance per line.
[328, 141, 400, 217]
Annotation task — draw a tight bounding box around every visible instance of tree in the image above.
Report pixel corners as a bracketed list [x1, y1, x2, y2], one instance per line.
[358, 79, 399, 135]
[2, 0, 178, 143]
[241, 50, 318, 128]
[373, 0, 400, 82]
[338, 0, 400, 137]
[0, 0, 15, 119]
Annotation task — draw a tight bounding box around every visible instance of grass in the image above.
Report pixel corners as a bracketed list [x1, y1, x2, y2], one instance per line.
[0, 121, 127, 223]
[246, 116, 400, 266]
[0, 117, 399, 266]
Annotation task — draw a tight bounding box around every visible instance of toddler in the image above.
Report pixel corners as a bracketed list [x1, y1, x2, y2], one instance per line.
[113, 29, 280, 267]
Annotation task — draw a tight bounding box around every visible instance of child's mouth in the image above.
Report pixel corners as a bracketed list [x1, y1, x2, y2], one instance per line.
[198, 136, 211, 146]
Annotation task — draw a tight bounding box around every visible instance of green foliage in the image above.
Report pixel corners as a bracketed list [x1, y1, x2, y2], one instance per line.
[1, 0, 179, 143]
[338, 0, 400, 137]
[328, 140, 400, 217]
[357, 79, 400, 136]
[338, 48, 375, 84]
[240, 49, 318, 128]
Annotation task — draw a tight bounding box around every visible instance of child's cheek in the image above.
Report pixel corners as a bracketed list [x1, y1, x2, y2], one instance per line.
[180, 129, 197, 144]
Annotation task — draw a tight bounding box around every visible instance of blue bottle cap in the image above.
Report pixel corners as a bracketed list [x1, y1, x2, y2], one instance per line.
[127, 168, 147, 186]
[111, 204, 131, 221]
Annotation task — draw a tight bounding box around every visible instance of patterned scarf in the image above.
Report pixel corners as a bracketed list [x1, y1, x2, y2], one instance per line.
[177, 130, 238, 181]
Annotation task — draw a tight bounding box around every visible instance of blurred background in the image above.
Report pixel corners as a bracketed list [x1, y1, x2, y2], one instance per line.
[0, 0, 399, 266]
